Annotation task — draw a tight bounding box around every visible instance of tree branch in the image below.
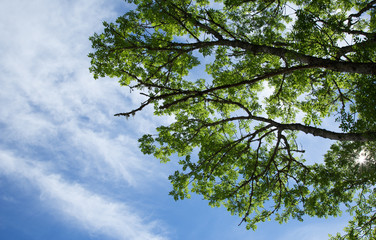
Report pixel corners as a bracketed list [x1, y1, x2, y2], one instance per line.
[347, 0, 376, 26]
[221, 40, 376, 75]
[207, 97, 376, 141]
[127, 39, 376, 75]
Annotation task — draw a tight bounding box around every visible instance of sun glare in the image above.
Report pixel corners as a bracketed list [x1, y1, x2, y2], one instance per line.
[356, 149, 368, 165]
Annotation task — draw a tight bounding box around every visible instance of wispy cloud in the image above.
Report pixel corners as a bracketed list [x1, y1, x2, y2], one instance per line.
[0, 0, 164, 184]
[0, 150, 167, 240]
[0, 0, 170, 239]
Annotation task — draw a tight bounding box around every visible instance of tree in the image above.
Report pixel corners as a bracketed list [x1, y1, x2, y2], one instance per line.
[89, 0, 376, 238]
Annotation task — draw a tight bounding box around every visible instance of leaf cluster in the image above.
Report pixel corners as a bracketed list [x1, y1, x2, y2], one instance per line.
[89, 0, 376, 238]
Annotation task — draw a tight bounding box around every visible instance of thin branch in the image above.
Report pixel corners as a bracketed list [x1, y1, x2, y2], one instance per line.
[347, 0, 376, 26]
[159, 65, 316, 110]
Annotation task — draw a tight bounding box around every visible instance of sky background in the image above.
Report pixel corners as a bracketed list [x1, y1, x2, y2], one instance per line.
[0, 0, 352, 239]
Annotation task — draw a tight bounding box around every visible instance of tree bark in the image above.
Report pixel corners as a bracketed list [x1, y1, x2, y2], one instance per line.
[158, 40, 376, 75]
[223, 40, 376, 75]
[279, 123, 376, 141]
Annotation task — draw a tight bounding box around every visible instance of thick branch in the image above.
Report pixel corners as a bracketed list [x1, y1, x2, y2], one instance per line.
[279, 123, 376, 141]
[222, 40, 376, 75]
[132, 39, 376, 75]
[207, 98, 376, 142]
[251, 114, 376, 141]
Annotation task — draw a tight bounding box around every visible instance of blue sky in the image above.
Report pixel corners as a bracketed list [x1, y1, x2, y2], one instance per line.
[0, 0, 352, 239]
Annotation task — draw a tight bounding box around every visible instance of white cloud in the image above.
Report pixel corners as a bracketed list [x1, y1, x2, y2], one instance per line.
[0, 0, 171, 239]
[0, 0, 168, 184]
[67, 126, 159, 186]
[0, 150, 168, 240]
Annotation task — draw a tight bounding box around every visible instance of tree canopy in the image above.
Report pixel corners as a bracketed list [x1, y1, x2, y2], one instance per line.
[89, 0, 376, 238]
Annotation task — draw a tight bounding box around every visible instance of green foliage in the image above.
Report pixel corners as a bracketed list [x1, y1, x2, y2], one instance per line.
[89, 0, 376, 238]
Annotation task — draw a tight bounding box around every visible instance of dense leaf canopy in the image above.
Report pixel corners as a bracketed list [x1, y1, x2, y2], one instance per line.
[89, 0, 376, 238]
